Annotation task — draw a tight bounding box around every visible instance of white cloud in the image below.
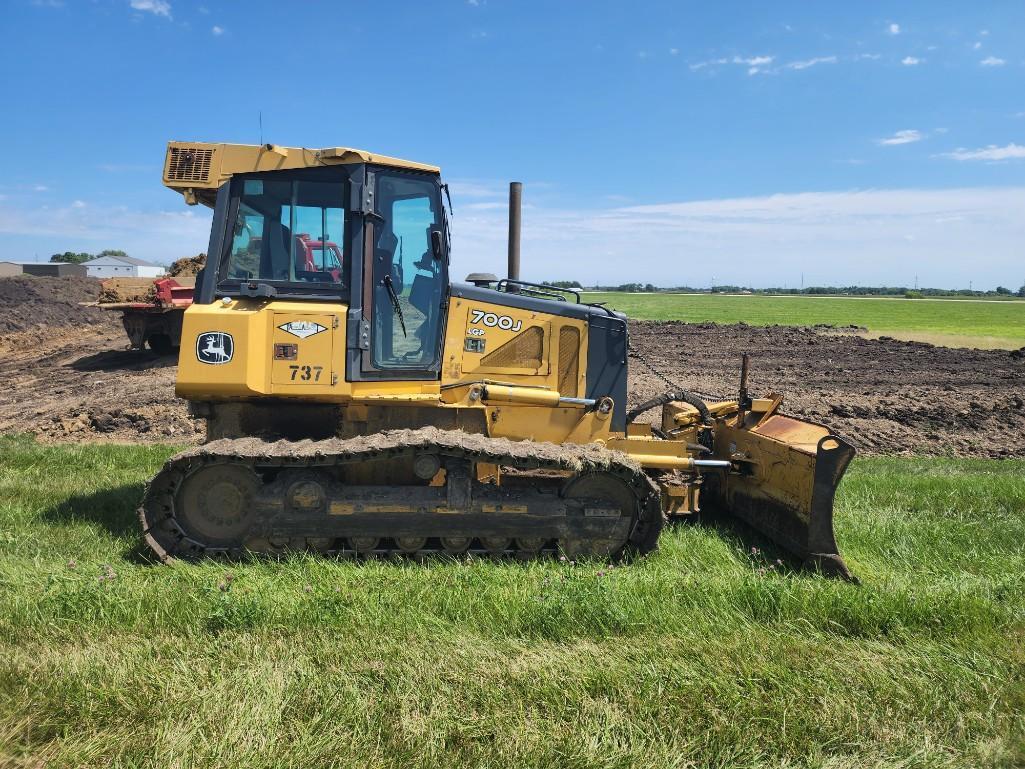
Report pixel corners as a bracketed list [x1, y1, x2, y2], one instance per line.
[732, 55, 773, 75]
[939, 143, 1025, 161]
[445, 187, 1025, 288]
[690, 55, 772, 73]
[0, 199, 211, 265]
[980, 56, 1005, 67]
[877, 129, 923, 146]
[973, 41, 982, 50]
[854, 53, 882, 61]
[888, 23, 900, 35]
[785, 56, 837, 70]
[467, 0, 480, 5]
[901, 56, 921, 66]
[32, 184, 48, 192]
[211, 25, 223, 35]
[733, 55, 773, 67]
[129, 0, 171, 18]
[669, 48, 679, 56]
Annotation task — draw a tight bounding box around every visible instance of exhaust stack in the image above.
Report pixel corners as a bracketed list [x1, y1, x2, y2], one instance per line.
[507, 181, 522, 282]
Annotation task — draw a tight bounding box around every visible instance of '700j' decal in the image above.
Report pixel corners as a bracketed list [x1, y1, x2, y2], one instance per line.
[468, 309, 523, 332]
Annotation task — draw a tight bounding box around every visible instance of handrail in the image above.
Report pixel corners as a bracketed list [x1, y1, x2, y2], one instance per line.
[494, 279, 582, 303]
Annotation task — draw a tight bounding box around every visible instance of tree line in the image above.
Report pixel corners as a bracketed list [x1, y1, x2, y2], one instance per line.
[546, 281, 1025, 298]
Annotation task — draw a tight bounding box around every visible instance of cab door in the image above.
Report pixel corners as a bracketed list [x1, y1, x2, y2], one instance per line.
[359, 171, 448, 379]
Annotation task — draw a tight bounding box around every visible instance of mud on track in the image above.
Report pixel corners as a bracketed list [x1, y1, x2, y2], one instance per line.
[0, 277, 1021, 456]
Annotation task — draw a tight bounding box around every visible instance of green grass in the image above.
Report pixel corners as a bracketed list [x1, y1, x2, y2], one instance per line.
[585, 292, 1025, 348]
[1, 436, 1023, 768]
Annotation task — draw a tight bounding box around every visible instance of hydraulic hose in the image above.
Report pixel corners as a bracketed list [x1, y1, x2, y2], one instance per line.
[626, 389, 712, 426]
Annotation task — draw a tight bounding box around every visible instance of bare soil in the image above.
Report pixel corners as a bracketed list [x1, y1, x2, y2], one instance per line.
[628, 321, 1025, 458]
[1, 277, 1022, 456]
[0, 278, 204, 443]
[0, 276, 108, 333]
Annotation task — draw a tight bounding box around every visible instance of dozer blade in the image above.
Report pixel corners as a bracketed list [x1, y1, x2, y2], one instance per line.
[709, 414, 856, 580]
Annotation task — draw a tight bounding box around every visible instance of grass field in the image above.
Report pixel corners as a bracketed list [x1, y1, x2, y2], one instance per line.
[1, 436, 1023, 768]
[584, 293, 1025, 349]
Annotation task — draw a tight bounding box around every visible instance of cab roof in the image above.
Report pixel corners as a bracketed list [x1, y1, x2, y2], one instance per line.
[163, 141, 440, 206]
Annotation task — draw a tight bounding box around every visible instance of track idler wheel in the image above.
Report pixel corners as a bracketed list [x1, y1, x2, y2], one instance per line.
[396, 537, 427, 554]
[176, 463, 261, 548]
[481, 536, 511, 555]
[560, 472, 639, 558]
[349, 536, 380, 553]
[515, 537, 547, 557]
[441, 537, 471, 554]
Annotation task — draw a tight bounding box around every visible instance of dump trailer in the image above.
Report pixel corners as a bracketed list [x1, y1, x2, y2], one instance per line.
[139, 141, 855, 578]
[98, 276, 195, 353]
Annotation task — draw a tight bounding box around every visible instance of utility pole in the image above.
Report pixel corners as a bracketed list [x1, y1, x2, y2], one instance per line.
[914, 274, 918, 290]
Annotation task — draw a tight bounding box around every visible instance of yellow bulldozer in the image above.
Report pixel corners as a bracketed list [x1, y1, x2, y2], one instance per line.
[140, 141, 855, 578]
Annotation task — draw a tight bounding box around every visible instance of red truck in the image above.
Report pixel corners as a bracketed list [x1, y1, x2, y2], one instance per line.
[98, 276, 195, 353]
[97, 237, 343, 353]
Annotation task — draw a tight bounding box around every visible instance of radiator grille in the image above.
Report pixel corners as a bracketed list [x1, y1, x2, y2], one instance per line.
[481, 325, 544, 369]
[558, 326, 580, 397]
[166, 147, 213, 182]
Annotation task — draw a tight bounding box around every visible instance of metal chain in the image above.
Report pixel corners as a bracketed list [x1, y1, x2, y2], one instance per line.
[627, 339, 726, 402]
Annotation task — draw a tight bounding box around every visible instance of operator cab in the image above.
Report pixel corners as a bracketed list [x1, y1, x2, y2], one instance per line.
[194, 162, 450, 382]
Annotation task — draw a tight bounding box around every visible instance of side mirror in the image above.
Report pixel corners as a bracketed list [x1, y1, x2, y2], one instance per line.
[431, 229, 445, 261]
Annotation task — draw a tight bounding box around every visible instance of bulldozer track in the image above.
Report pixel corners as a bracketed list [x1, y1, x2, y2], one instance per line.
[139, 427, 663, 562]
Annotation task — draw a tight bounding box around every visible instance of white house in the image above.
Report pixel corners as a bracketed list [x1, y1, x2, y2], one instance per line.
[82, 255, 165, 279]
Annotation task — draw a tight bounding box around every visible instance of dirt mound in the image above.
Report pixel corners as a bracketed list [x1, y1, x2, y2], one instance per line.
[98, 278, 153, 304]
[168, 253, 205, 277]
[0, 276, 107, 334]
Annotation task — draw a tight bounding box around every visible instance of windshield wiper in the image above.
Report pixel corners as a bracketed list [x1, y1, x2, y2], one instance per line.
[382, 274, 407, 337]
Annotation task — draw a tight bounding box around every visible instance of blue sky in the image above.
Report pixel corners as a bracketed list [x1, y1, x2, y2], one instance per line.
[0, 0, 1022, 289]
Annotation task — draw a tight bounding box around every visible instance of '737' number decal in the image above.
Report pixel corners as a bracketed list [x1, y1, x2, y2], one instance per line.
[469, 309, 523, 332]
[289, 365, 323, 381]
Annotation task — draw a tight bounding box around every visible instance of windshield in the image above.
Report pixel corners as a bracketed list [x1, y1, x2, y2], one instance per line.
[220, 177, 348, 289]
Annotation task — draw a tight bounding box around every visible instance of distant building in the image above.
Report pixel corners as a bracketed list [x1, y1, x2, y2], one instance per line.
[0, 261, 88, 278]
[82, 254, 165, 279]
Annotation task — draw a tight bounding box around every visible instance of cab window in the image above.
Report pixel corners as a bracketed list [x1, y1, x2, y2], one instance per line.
[223, 178, 347, 287]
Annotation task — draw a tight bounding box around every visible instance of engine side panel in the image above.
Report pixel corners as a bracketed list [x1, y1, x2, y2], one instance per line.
[177, 298, 438, 402]
[441, 292, 589, 397]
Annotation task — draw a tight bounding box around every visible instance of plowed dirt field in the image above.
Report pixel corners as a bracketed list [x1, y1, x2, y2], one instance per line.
[1, 278, 1022, 455]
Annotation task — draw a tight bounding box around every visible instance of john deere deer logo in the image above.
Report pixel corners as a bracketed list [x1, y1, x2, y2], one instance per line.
[196, 332, 234, 364]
